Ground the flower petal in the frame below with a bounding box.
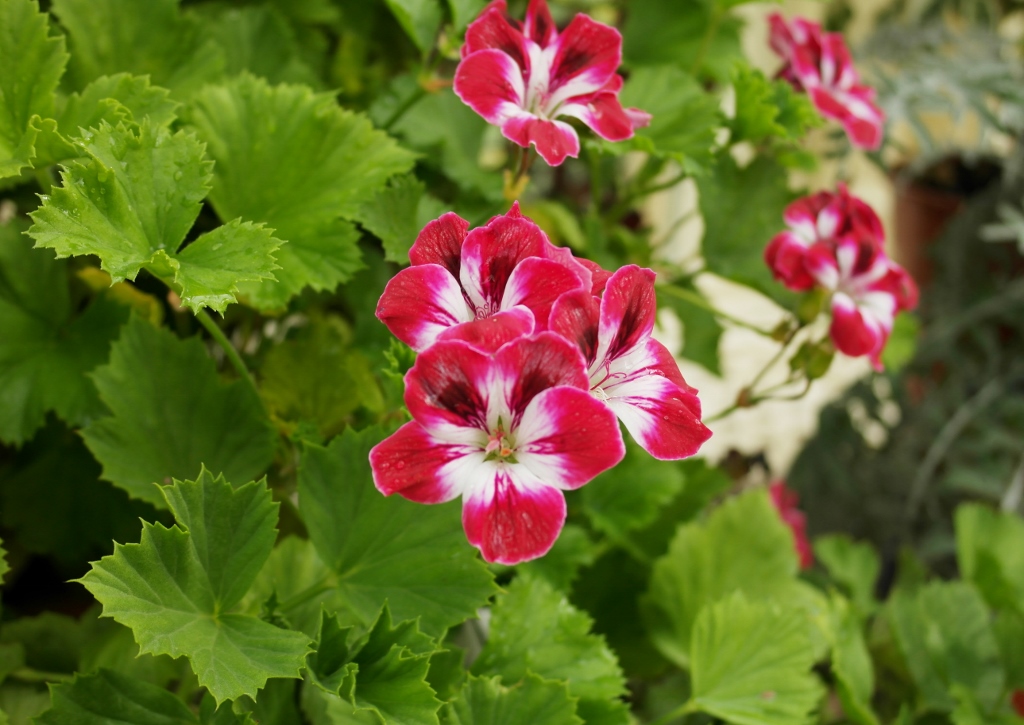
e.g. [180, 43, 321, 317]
[370, 421, 477, 503]
[809, 86, 884, 151]
[597, 264, 657, 362]
[408, 211, 470, 277]
[463, 0, 529, 70]
[547, 13, 623, 106]
[501, 115, 580, 166]
[549, 289, 600, 367]
[765, 230, 816, 291]
[578, 258, 612, 294]
[557, 92, 636, 142]
[602, 341, 711, 460]
[404, 339, 495, 435]
[376, 264, 474, 351]
[515, 386, 625, 489]
[437, 306, 535, 353]
[459, 206, 559, 313]
[502, 256, 588, 331]
[454, 49, 526, 126]
[462, 465, 566, 564]
[829, 291, 890, 364]
[524, 0, 557, 47]
[493, 332, 589, 426]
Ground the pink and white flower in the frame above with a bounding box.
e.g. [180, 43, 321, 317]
[805, 234, 918, 369]
[369, 333, 625, 564]
[766, 184, 885, 290]
[768, 481, 813, 570]
[376, 202, 591, 352]
[549, 265, 711, 460]
[768, 13, 884, 150]
[453, 0, 651, 166]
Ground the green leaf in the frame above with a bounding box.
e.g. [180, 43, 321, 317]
[731, 65, 820, 144]
[0, 538, 7, 584]
[241, 537, 338, 638]
[78, 470, 312, 704]
[199, 5, 320, 88]
[829, 595, 880, 725]
[28, 121, 282, 313]
[51, 0, 225, 97]
[357, 175, 447, 264]
[61, 74, 180, 132]
[442, 675, 582, 725]
[0, 420, 153, 566]
[186, 74, 416, 310]
[888, 581, 1004, 713]
[36, 668, 199, 724]
[880, 313, 919, 372]
[261, 317, 383, 440]
[81, 317, 276, 506]
[386, 81, 502, 201]
[384, 0, 444, 53]
[517, 525, 597, 592]
[582, 439, 684, 541]
[0, 683, 51, 724]
[0, 0, 68, 179]
[699, 154, 796, 303]
[814, 535, 880, 616]
[955, 503, 1024, 614]
[689, 593, 823, 725]
[598, 66, 720, 175]
[644, 489, 801, 667]
[472, 576, 628, 725]
[309, 608, 441, 725]
[298, 428, 497, 636]
[445, 0, 486, 32]
[994, 611, 1024, 689]
[0, 219, 128, 444]
[0, 612, 84, 674]
[622, 2, 743, 82]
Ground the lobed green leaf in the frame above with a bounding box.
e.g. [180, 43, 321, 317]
[81, 318, 276, 506]
[37, 668, 198, 724]
[442, 674, 582, 725]
[78, 470, 311, 704]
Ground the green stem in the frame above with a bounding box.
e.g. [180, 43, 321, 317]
[11, 667, 73, 684]
[647, 699, 697, 725]
[608, 170, 689, 222]
[381, 86, 427, 131]
[656, 283, 774, 336]
[194, 308, 259, 397]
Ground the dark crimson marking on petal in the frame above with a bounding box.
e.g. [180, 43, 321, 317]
[607, 285, 652, 358]
[409, 212, 469, 277]
[499, 334, 587, 423]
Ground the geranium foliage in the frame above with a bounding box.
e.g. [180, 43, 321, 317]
[0, 0, 1020, 724]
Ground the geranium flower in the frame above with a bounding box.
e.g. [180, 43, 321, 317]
[805, 235, 918, 369]
[768, 13, 884, 150]
[376, 202, 591, 352]
[768, 481, 813, 570]
[766, 184, 885, 290]
[453, 0, 651, 166]
[369, 333, 625, 564]
[549, 265, 711, 460]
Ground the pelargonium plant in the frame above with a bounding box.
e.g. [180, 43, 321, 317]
[1, 0, 1019, 724]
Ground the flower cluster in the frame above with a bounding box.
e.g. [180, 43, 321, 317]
[768, 13, 884, 150]
[371, 204, 711, 564]
[768, 481, 813, 570]
[766, 185, 918, 369]
[453, 0, 650, 166]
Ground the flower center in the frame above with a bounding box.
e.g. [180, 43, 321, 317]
[483, 423, 517, 462]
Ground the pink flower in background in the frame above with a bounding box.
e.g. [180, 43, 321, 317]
[550, 265, 711, 460]
[768, 481, 813, 570]
[376, 203, 591, 352]
[805, 235, 917, 370]
[453, 0, 651, 166]
[369, 334, 625, 564]
[766, 184, 885, 290]
[768, 13, 884, 150]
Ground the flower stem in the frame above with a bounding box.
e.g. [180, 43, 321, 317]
[193, 308, 259, 397]
[381, 86, 427, 132]
[655, 283, 774, 336]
